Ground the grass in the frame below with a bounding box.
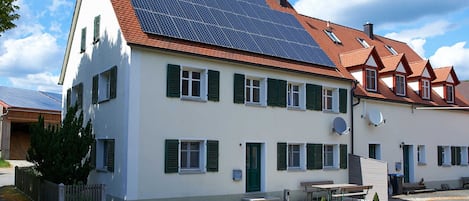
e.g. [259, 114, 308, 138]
[0, 186, 31, 201]
[0, 158, 11, 168]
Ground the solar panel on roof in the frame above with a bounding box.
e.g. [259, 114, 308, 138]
[131, 0, 335, 67]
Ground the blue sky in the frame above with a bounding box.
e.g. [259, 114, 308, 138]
[0, 0, 468, 93]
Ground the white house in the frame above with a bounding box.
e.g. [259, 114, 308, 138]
[59, 0, 357, 201]
[302, 14, 469, 193]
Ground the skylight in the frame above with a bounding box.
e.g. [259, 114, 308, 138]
[324, 30, 342, 44]
[385, 45, 398, 55]
[357, 38, 370, 48]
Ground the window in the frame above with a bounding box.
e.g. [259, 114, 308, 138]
[95, 139, 115, 172]
[417, 145, 426, 165]
[167, 64, 219, 102]
[165, 139, 218, 173]
[323, 88, 339, 112]
[287, 83, 305, 109]
[461, 146, 468, 166]
[357, 38, 370, 48]
[80, 27, 86, 53]
[287, 144, 305, 170]
[181, 69, 204, 99]
[451, 146, 462, 166]
[93, 66, 117, 104]
[324, 144, 338, 168]
[446, 85, 454, 103]
[324, 30, 342, 44]
[395, 74, 406, 96]
[385, 45, 398, 55]
[438, 146, 451, 166]
[66, 83, 83, 110]
[245, 77, 267, 105]
[93, 15, 100, 43]
[365, 69, 377, 91]
[421, 79, 431, 99]
[369, 144, 381, 160]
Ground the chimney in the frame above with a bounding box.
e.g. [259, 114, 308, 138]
[364, 22, 374, 40]
[278, 0, 288, 7]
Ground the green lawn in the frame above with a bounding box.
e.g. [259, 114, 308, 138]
[0, 186, 31, 201]
[0, 158, 10, 168]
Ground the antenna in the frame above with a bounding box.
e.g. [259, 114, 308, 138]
[368, 109, 384, 127]
[332, 117, 350, 135]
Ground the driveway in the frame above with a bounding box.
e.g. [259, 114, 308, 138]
[0, 160, 33, 187]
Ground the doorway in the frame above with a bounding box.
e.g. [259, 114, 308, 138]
[246, 143, 261, 192]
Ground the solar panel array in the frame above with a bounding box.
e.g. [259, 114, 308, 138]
[131, 0, 335, 67]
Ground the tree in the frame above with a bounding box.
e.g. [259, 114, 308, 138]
[27, 105, 95, 185]
[0, 0, 19, 35]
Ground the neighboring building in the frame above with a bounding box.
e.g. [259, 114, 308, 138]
[456, 81, 469, 101]
[0, 86, 61, 160]
[300, 15, 469, 191]
[59, 0, 356, 201]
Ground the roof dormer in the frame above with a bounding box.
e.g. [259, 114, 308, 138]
[408, 60, 436, 100]
[380, 54, 412, 96]
[433, 66, 460, 104]
[340, 47, 384, 92]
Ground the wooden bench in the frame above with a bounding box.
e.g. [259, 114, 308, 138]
[462, 177, 469, 188]
[300, 180, 333, 201]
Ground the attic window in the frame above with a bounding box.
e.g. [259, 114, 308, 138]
[395, 74, 406, 96]
[446, 84, 454, 103]
[421, 79, 431, 100]
[357, 38, 370, 48]
[324, 30, 342, 44]
[385, 45, 398, 55]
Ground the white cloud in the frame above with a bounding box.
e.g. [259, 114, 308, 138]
[0, 33, 60, 75]
[293, 0, 371, 24]
[384, 20, 453, 57]
[10, 72, 61, 93]
[429, 42, 469, 80]
[48, 0, 73, 13]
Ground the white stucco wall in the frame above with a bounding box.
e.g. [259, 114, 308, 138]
[381, 76, 393, 89]
[434, 86, 444, 99]
[408, 81, 419, 94]
[353, 99, 469, 188]
[352, 71, 363, 85]
[131, 48, 352, 200]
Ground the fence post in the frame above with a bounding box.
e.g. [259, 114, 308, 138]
[101, 184, 106, 201]
[14, 166, 18, 187]
[58, 183, 65, 201]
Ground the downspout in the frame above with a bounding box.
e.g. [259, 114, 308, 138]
[351, 80, 360, 155]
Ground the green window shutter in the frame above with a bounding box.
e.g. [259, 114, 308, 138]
[267, 78, 278, 107]
[340, 144, 348, 169]
[451, 147, 456, 165]
[90, 139, 96, 169]
[165, 139, 179, 173]
[306, 84, 322, 111]
[106, 140, 115, 172]
[93, 15, 100, 43]
[208, 70, 220, 102]
[278, 80, 287, 107]
[110, 66, 117, 99]
[66, 88, 71, 109]
[307, 143, 323, 170]
[437, 146, 443, 166]
[166, 64, 181, 98]
[457, 147, 461, 165]
[277, 142, 287, 171]
[81, 27, 86, 53]
[233, 73, 245, 104]
[77, 83, 83, 109]
[339, 88, 347, 113]
[206, 140, 219, 172]
[92, 75, 98, 104]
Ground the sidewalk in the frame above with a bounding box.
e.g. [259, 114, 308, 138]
[0, 160, 33, 187]
[390, 189, 469, 201]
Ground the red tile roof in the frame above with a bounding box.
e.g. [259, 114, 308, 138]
[408, 60, 436, 80]
[110, 0, 353, 81]
[339, 47, 374, 68]
[433, 66, 460, 85]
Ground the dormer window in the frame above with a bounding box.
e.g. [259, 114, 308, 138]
[421, 79, 431, 100]
[385, 45, 398, 55]
[446, 84, 454, 103]
[357, 38, 370, 48]
[324, 30, 342, 44]
[395, 74, 406, 96]
[365, 68, 377, 92]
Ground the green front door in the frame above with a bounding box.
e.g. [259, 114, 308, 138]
[246, 143, 261, 192]
[403, 145, 410, 183]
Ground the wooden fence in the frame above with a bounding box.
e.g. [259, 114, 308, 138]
[15, 167, 105, 201]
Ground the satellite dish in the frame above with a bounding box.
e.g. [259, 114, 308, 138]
[368, 109, 384, 127]
[332, 117, 349, 135]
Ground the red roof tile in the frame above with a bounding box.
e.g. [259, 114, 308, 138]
[408, 60, 436, 80]
[433, 66, 460, 85]
[339, 47, 374, 68]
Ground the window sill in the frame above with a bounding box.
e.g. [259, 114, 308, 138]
[287, 106, 306, 111]
[181, 96, 207, 103]
[323, 110, 339, 114]
[96, 168, 111, 173]
[461, 164, 469, 167]
[245, 102, 266, 108]
[418, 162, 427, 166]
[323, 167, 340, 171]
[441, 164, 452, 167]
[287, 167, 305, 172]
[98, 98, 111, 104]
[179, 169, 205, 174]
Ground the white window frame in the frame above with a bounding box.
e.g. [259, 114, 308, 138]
[357, 38, 370, 48]
[421, 79, 431, 99]
[395, 74, 406, 96]
[446, 84, 454, 103]
[179, 140, 206, 173]
[287, 82, 305, 110]
[324, 30, 342, 44]
[98, 71, 111, 102]
[365, 68, 377, 92]
[324, 144, 339, 169]
[96, 138, 114, 172]
[322, 87, 339, 112]
[181, 67, 207, 101]
[442, 146, 451, 166]
[287, 143, 306, 170]
[461, 146, 468, 166]
[385, 45, 398, 55]
[417, 145, 426, 165]
[245, 76, 266, 106]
